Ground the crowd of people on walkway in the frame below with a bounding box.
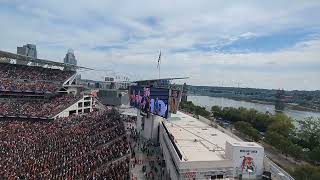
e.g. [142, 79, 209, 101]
[0, 63, 75, 93]
[124, 115, 164, 180]
[0, 109, 130, 179]
[0, 94, 78, 118]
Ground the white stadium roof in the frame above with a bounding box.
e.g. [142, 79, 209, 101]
[164, 111, 242, 162]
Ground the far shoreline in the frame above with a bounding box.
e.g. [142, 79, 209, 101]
[188, 94, 320, 113]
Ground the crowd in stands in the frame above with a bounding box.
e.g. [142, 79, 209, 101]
[0, 94, 79, 118]
[0, 110, 130, 179]
[0, 63, 75, 93]
[0, 79, 59, 93]
[0, 63, 75, 82]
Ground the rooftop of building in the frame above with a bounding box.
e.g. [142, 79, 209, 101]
[163, 111, 251, 162]
[0, 49, 91, 70]
[227, 141, 262, 148]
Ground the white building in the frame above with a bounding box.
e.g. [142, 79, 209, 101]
[158, 111, 264, 180]
[104, 75, 130, 90]
[225, 141, 264, 179]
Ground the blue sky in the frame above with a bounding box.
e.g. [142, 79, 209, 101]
[0, 0, 320, 90]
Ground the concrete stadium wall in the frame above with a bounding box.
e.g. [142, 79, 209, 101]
[54, 95, 93, 118]
[159, 123, 180, 180]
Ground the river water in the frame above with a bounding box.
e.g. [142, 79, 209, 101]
[188, 96, 320, 121]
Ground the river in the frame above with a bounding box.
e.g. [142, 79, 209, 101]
[188, 96, 320, 121]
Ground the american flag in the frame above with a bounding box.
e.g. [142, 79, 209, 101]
[157, 51, 161, 69]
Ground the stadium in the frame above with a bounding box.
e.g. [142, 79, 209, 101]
[0, 49, 291, 180]
[0, 50, 131, 179]
[1, 1, 319, 179]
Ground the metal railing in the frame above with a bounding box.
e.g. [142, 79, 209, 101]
[264, 157, 295, 180]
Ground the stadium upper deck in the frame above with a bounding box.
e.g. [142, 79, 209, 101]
[0, 63, 75, 93]
[0, 50, 81, 94]
[0, 50, 95, 120]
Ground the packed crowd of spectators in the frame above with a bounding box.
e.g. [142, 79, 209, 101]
[0, 79, 60, 93]
[0, 63, 75, 81]
[0, 94, 79, 118]
[0, 110, 130, 179]
[0, 63, 75, 93]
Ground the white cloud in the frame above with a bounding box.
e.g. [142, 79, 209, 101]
[0, 0, 320, 90]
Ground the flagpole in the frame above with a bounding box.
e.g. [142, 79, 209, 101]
[159, 58, 160, 79]
[157, 50, 161, 79]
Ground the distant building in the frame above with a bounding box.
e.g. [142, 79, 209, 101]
[181, 82, 188, 102]
[17, 44, 37, 58]
[104, 76, 130, 90]
[64, 49, 77, 65]
[275, 89, 285, 112]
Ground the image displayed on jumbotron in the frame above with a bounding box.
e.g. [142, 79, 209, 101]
[129, 86, 169, 118]
[169, 90, 181, 114]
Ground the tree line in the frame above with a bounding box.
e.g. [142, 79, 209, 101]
[211, 105, 320, 164]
